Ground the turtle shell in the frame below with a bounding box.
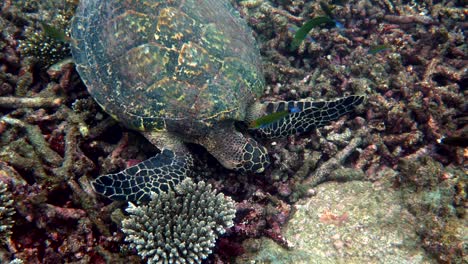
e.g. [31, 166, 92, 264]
[71, 0, 265, 131]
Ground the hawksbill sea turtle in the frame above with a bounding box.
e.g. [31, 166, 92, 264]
[70, 0, 364, 202]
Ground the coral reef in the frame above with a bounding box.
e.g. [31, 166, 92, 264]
[398, 156, 466, 263]
[0, 181, 15, 243]
[0, 0, 465, 262]
[18, 20, 71, 69]
[121, 178, 236, 264]
[234, 0, 466, 261]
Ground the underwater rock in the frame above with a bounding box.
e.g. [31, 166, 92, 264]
[238, 180, 432, 263]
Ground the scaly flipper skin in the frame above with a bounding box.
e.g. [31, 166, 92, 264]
[92, 149, 193, 202]
[250, 95, 365, 138]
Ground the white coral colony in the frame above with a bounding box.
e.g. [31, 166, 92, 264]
[121, 179, 236, 264]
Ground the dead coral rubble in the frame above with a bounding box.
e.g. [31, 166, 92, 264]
[398, 156, 466, 263]
[0, 0, 465, 263]
[237, 0, 466, 262]
[0, 1, 134, 262]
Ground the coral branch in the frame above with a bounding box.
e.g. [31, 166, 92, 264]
[0, 96, 61, 108]
[67, 179, 111, 236]
[304, 127, 368, 186]
[1, 116, 63, 166]
[43, 204, 86, 220]
[383, 15, 434, 25]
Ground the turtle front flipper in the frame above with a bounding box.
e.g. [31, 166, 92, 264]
[248, 95, 365, 138]
[92, 149, 193, 202]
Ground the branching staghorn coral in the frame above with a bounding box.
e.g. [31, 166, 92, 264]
[121, 178, 236, 264]
[0, 181, 15, 242]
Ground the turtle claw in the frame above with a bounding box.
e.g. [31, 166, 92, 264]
[92, 149, 193, 202]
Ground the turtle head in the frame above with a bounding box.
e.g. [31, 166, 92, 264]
[199, 122, 270, 173]
[232, 137, 270, 173]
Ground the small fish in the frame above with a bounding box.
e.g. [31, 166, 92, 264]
[288, 25, 315, 43]
[368, 44, 390, 55]
[319, 0, 345, 30]
[290, 16, 336, 51]
[250, 106, 302, 129]
[48, 57, 74, 72]
[437, 136, 468, 147]
[249, 111, 290, 129]
[40, 22, 73, 44]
